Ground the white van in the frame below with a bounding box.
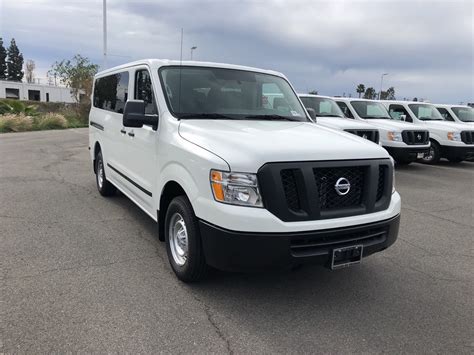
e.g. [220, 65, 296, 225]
[434, 104, 474, 125]
[299, 94, 380, 144]
[334, 98, 430, 165]
[89, 59, 400, 282]
[380, 101, 474, 163]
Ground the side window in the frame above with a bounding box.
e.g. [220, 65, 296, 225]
[337, 102, 354, 118]
[135, 69, 157, 115]
[437, 108, 454, 121]
[93, 72, 129, 113]
[389, 104, 412, 122]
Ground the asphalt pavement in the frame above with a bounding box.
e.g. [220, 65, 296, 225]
[1, 128, 473, 353]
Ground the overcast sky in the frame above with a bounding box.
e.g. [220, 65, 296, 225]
[1, 0, 472, 103]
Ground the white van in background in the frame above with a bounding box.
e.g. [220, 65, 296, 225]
[434, 104, 474, 125]
[89, 59, 401, 282]
[380, 101, 474, 163]
[299, 94, 380, 144]
[334, 98, 430, 165]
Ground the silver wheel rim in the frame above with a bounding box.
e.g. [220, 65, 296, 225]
[422, 147, 435, 162]
[169, 213, 188, 266]
[97, 159, 104, 189]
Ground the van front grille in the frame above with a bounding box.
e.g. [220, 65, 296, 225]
[461, 131, 474, 144]
[402, 130, 429, 145]
[344, 129, 380, 144]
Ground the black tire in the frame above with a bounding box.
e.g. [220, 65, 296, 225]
[420, 141, 440, 164]
[447, 157, 464, 163]
[95, 151, 116, 196]
[165, 196, 207, 282]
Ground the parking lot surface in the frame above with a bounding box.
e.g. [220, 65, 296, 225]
[1, 128, 473, 353]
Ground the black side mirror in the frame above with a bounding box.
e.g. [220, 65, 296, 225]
[306, 108, 317, 121]
[123, 100, 158, 130]
[399, 114, 406, 121]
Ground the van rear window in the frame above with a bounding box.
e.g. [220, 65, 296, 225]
[93, 72, 129, 113]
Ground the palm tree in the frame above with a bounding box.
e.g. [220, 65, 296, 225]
[356, 84, 365, 98]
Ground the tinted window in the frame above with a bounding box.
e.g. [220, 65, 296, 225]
[93, 72, 129, 113]
[389, 104, 412, 122]
[300, 97, 344, 117]
[336, 102, 354, 118]
[436, 107, 454, 121]
[135, 69, 157, 115]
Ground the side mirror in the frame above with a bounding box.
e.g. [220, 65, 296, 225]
[306, 108, 317, 121]
[123, 100, 158, 130]
[399, 114, 406, 121]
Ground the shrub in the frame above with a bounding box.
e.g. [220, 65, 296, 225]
[0, 100, 38, 116]
[0, 113, 33, 132]
[36, 113, 68, 130]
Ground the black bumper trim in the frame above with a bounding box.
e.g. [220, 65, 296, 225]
[199, 214, 400, 271]
[384, 146, 430, 161]
[440, 145, 474, 160]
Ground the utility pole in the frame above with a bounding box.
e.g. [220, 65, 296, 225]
[379, 73, 388, 100]
[103, 0, 108, 69]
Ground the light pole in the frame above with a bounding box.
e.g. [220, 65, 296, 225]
[379, 73, 388, 100]
[190, 46, 197, 60]
[103, 0, 107, 69]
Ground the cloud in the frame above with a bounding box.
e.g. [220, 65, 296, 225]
[1, 0, 472, 103]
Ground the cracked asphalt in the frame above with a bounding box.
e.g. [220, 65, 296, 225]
[1, 128, 473, 353]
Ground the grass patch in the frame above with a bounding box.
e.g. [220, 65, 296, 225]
[0, 114, 34, 132]
[34, 113, 69, 130]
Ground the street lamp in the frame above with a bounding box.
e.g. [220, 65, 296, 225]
[190, 46, 197, 60]
[379, 73, 389, 100]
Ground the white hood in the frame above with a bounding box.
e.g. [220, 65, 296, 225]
[363, 119, 427, 131]
[417, 120, 473, 132]
[178, 120, 389, 172]
[317, 116, 377, 130]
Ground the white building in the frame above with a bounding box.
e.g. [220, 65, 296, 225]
[0, 80, 76, 103]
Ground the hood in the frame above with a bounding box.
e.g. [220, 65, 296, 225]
[178, 120, 389, 172]
[317, 116, 377, 130]
[363, 119, 427, 131]
[417, 120, 473, 131]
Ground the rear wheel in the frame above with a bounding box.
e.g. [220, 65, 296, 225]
[95, 151, 116, 196]
[165, 196, 207, 282]
[420, 141, 440, 164]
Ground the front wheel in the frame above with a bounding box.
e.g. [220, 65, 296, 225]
[165, 196, 207, 282]
[420, 141, 440, 164]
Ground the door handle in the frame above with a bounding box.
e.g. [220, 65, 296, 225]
[120, 129, 126, 134]
[128, 132, 135, 137]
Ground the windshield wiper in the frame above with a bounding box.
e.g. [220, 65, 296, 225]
[178, 113, 238, 120]
[317, 114, 344, 118]
[244, 114, 302, 121]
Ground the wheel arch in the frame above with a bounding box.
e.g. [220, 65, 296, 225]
[93, 141, 101, 173]
[158, 181, 188, 241]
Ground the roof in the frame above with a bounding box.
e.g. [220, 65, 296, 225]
[95, 59, 285, 79]
[298, 94, 334, 100]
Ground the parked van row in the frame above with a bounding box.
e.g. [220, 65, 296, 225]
[298, 95, 474, 164]
[89, 60, 401, 282]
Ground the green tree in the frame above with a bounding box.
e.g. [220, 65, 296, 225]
[380, 87, 396, 100]
[356, 84, 365, 98]
[0, 38, 7, 80]
[6, 38, 24, 82]
[48, 54, 99, 103]
[363, 87, 376, 99]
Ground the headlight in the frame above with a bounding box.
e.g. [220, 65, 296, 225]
[447, 132, 461, 141]
[387, 131, 403, 142]
[389, 157, 396, 194]
[210, 170, 263, 207]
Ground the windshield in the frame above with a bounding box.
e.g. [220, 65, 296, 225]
[451, 107, 474, 122]
[408, 104, 444, 121]
[300, 96, 344, 118]
[350, 101, 391, 119]
[158, 66, 308, 121]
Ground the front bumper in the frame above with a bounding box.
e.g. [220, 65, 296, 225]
[199, 214, 400, 271]
[441, 145, 474, 160]
[384, 146, 430, 162]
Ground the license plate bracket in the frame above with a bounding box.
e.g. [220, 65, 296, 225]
[331, 245, 363, 270]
